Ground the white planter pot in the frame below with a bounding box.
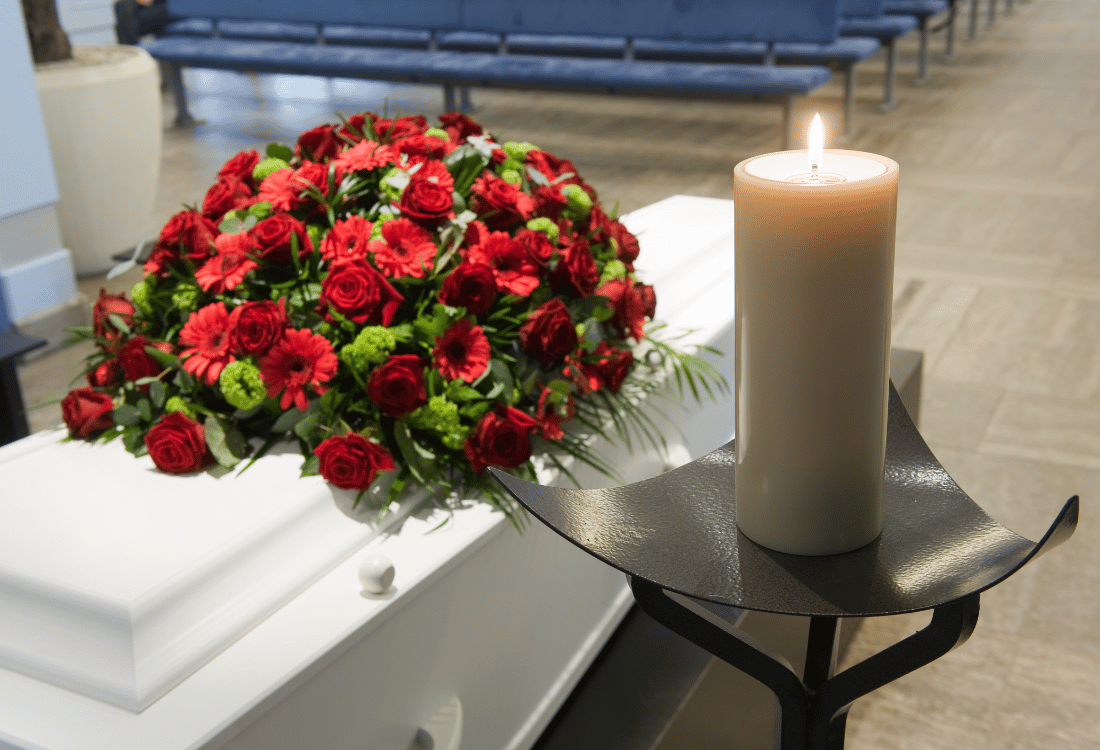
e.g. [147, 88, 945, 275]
[35, 46, 161, 276]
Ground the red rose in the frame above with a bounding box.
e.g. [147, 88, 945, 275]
[158, 209, 218, 262]
[397, 178, 454, 226]
[229, 299, 288, 356]
[144, 411, 211, 474]
[296, 123, 342, 162]
[580, 341, 634, 393]
[319, 259, 404, 325]
[530, 184, 569, 221]
[218, 149, 260, 185]
[606, 219, 641, 264]
[463, 405, 540, 474]
[469, 173, 535, 229]
[61, 387, 114, 437]
[373, 115, 428, 142]
[367, 354, 427, 418]
[119, 335, 167, 383]
[201, 178, 253, 220]
[438, 112, 483, 144]
[552, 239, 599, 298]
[459, 220, 491, 257]
[92, 289, 134, 340]
[438, 262, 497, 315]
[597, 278, 650, 341]
[395, 134, 455, 165]
[314, 432, 396, 491]
[525, 150, 595, 197]
[515, 228, 554, 266]
[519, 298, 578, 365]
[252, 214, 312, 266]
[86, 358, 123, 387]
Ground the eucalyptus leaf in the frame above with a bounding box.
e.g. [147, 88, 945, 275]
[525, 165, 550, 186]
[122, 430, 147, 456]
[300, 453, 320, 477]
[293, 409, 322, 441]
[393, 421, 434, 483]
[137, 398, 152, 422]
[108, 313, 132, 336]
[272, 408, 305, 433]
[146, 346, 182, 369]
[113, 404, 141, 426]
[204, 417, 241, 469]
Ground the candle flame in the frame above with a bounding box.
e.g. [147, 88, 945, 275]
[808, 114, 824, 172]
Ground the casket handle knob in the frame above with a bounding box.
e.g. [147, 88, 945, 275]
[412, 694, 463, 750]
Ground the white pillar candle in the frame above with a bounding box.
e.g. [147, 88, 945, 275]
[733, 125, 899, 556]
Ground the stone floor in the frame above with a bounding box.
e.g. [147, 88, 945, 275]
[16, 0, 1099, 747]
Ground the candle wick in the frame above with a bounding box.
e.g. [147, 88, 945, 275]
[811, 163, 819, 180]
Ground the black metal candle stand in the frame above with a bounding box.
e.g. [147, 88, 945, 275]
[491, 384, 1078, 750]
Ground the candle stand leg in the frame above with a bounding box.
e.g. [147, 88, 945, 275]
[630, 577, 981, 750]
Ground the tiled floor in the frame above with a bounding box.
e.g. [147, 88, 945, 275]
[17, 0, 1099, 747]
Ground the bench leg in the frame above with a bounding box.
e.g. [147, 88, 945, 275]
[443, 84, 456, 113]
[844, 64, 856, 137]
[988, 0, 997, 26]
[969, 0, 979, 39]
[916, 18, 930, 85]
[163, 63, 198, 128]
[459, 86, 473, 113]
[781, 97, 793, 151]
[944, 0, 957, 58]
[879, 40, 898, 111]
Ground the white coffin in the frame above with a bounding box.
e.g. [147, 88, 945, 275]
[0, 195, 742, 750]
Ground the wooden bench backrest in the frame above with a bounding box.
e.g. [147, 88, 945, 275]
[165, 0, 464, 28]
[464, 0, 842, 43]
[166, 0, 842, 42]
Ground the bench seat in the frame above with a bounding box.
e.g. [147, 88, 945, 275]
[322, 24, 435, 48]
[840, 13, 919, 108]
[144, 37, 830, 95]
[164, 18, 214, 37]
[438, 30, 628, 58]
[216, 19, 320, 43]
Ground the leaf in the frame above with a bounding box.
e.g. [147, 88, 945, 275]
[137, 398, 152, 422]
[272, 407, 308, 432]
[219, 215, 243, 234]
[106, 258, 136, 280]
[267, 143, 294, 162]
[393, 421, 434, 484]
[145, 346, 182, 370]
[113, 404, 141, 426]
[300, 453, 320, 477]
[108, 313, 132, 336]
[204, 416, 244, 469]
[293, 409, 322, 441]
[525, 165, 550, 186]
[122, 430, 148, 456]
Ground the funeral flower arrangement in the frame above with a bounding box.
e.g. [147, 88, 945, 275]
[60, 111, 718, 520]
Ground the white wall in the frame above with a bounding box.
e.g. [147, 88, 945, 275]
[56, 0, 118, 45]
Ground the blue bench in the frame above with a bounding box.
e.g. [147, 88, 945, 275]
[145, 0, 841, 149]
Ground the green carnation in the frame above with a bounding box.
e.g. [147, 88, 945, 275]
[171, 287, 200, 314]
[253, 157, 289, 182]
[131, 280, 153, 316]
[598, 259, 627, 286]
[500, 169, 522, 186]
[408, 396, 469, 450]
[341, 326, 398, 372]
[561, 184, 592, 220]
[525, 217, 559, 244]
[219, 361, 266, 410]
[165, 396, 196, 418]
[425, 127, 450, 140]
[503, 141, 537, 160]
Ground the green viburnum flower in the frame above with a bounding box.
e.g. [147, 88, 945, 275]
[370, 212, 396, 240]
[598, 259, 627, 286]
[503, 141, 537, 160]
[171, 287, 200, 314]
[408, 396, 469, 450]
[164, 396, 196, 418]
[498, 157, 525, 174]
[425, 127, 449, 140]
[525, 217, 559, 244]
[500, 169, 522, 186]
[561, 184, 592, 220]
[341, 326, 398, 372]
[219, 361, 266, 410]
[130, 280, 153, 316]
[253, 157, 289, 182]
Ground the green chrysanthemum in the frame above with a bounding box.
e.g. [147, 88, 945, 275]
[500, 169, 522, 186]
[408, 396, 469, 450]
[171, 287, 200, 314]
[525, 217, 559, 244]
[165, 396, 196, 418]
[219, 361, 266, 410]
[370, 212, 396, 240]
[341, 326, 399, 372]
[253, 157, 289, 182]
[561, 184, 592, 220]
[425, 127, 449, 140]
[503, 141, 537, 160]
[598, 259, 628, 286]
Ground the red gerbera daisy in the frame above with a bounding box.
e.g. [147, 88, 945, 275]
[466, 231, 541, 296]
[432, 318, 491, 383]
[333, 140, 396, 173]
[319, 215, 373, 262]
[260, 329, 339, 411]
[373, 217, 438, 278]
[179, 302, 235, 386]
[195, 233, 259, 293]
[257, 168, 305, 212]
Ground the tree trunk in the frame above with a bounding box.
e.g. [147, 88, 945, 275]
[21, 0, 73, 64]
